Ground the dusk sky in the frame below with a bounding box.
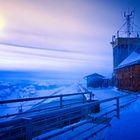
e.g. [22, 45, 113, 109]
[0, 0, 140, 79]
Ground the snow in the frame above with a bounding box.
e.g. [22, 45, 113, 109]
[0, 79, 76, 100]
[0, 79, 79, 121]
[117, 51, 140, 69]
[88, 88, 126, 100]
[34, 120, 107, 140]
[90, 88, 140, 140]
[33, 88, 137, 140]
[85, 73, 105, 79]
[32, 88, 140, 140]
[103, 97, 140, 140]
[1, 80, 140, 140]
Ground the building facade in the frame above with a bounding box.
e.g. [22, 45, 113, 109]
[111, 11, 140, 92]
[85, 73, 111, 88]
[114, 45, 140, 92]
[115, 64, 140, 92]
[111, 38, 140, 69]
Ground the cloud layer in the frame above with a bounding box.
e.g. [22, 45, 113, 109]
[0, 0, 139, 78]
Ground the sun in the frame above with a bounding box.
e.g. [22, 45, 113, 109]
[0, 16, 6, 37]
[0, 16, 5, 31]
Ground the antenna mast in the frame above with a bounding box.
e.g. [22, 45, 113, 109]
[124, 10, 134, 37]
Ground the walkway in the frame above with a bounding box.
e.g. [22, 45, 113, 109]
[103, 97, 140, 140]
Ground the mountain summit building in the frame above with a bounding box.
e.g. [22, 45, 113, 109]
[111, 38, 140, 69]
[111, 11, 140, 92]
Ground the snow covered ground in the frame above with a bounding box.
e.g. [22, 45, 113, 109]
[0, 79, 77, 100]
[86, 88, 140, 140]
[88, 88, 126, 100]
[32, 88, 140, 140]
[103, 96, 140, 140]
[0, 79, 80, 121]
[0, 80, 130, 122]
[1, 80, 140, 140]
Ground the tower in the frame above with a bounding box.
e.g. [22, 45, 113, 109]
[111, 10, 140, 70]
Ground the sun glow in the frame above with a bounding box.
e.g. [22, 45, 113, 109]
[0, 16, 6, 36]
[0, 16, 5, 29]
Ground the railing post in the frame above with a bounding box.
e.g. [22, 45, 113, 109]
[60, 95, 63, 108]
[23, 118, 32, 140]
[83, 93, 85, 103]
[117, 31, 119, 38]
[89, 92, 92, 101]
[116, 97, 120, 119]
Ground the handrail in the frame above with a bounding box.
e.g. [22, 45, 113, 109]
[0, 95, 120, 123]
[0, 93, 137, 140]
[0, 92, 92, 104]
[28, 96, 117, 121]
[0, 91, 93, 119]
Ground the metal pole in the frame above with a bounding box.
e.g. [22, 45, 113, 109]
[23, 118, 32, 140]
[89, 92, 92, 101]
[83, 93, 85, 103]
[60, 95, 63, 108]
[126, 15, 131, 37]
[116, 97, 120, 119]
[124, 11, 133, 38]
[117, 31, 119, 38]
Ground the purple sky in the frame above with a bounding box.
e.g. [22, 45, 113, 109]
[0, 0, 140, 79]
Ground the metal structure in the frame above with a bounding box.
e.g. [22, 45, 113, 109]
[116, 10, 139, 38]
[111, 10, 140, 69]
[124, 11, 133, 38]
[0, 92, 92, 120]
[0, 93, 137, 140]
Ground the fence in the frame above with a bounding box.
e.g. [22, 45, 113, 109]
[0, 93, 137, 140]
[0, 91, 92, 120]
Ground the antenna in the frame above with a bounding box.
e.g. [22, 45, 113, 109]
[124, 10, 134, 37]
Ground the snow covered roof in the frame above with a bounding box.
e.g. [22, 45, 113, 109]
[116, 46, 140, 69]
[84, 73, 105, 79]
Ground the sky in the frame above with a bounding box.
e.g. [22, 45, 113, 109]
[0, 0, 140, 80]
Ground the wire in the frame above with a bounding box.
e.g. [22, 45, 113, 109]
[118, 21, 127, 32]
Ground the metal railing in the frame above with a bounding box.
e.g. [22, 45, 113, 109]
[0, 93, 137, 140]
[117, 31, 140, 38]
[0, 92, 92, 120]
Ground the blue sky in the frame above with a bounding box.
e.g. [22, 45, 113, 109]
[0, 0, 140, 79]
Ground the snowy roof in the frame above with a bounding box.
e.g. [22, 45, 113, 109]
[84, 73, 105, 79]
[116, 46, 140, 69]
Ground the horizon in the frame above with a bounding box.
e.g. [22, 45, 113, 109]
[0, 0, 140, 80]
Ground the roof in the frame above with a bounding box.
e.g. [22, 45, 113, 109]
[84, 73, 105, 79]
[116, 46, 140, 69]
